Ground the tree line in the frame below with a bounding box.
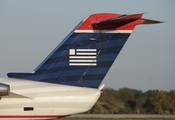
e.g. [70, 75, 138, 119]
[86, 88, 175, 114]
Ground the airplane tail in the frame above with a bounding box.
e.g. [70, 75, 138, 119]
[7, 13, 162, 88]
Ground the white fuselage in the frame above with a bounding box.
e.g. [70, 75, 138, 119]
[0, 78, 101, 119]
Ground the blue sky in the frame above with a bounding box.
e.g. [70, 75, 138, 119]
[0, 0, 174, 91]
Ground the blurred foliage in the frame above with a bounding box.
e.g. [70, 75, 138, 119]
[85, 88, 175, 114]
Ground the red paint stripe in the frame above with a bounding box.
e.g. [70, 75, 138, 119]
[76, 13, 144, 31]
[0, 115, 67, 119]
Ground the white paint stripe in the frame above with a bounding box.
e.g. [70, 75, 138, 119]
[76, 53, 96, 55]
[76, 49, 96, 52]
[69, 60, 96, 62]
[74, 30, 132, 33]
[69, 56, 96, 59]
[69, 49, 75, 55]
[69, 63, 97, 66]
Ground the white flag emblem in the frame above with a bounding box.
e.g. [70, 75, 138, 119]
[69, 49, 97, 66]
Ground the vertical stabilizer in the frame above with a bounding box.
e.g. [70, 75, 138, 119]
[7, 13, 162, 88]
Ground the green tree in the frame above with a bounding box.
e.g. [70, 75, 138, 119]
[168, 90, 175, 114]
[143, 90, 171, 114]
[86, 88, 174, 114]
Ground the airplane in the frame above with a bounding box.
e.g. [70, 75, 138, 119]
[0, 13, 162, 119]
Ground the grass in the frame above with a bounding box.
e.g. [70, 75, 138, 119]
[61, 117, 175, 120]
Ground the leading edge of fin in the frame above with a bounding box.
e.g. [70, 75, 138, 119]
[7, 13, 162, 88]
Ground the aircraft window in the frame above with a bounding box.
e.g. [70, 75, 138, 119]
[24, 107, 34, 111]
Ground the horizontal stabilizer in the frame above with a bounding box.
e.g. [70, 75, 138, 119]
[93, 13, 163, 26]
[2, 92, 30, 98]
[93, 13, 144, 25]
[142, 18, 164, 24]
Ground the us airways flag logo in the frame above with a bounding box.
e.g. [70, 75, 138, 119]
[69, 49, 97, 66]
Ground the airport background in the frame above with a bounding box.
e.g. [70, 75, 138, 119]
[86, 88, 175, 114]
[0, 1, 175, 119]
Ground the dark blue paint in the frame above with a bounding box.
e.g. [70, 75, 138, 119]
[8, 30, 131, 88]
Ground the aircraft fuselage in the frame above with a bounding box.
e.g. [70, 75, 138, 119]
[0, 78, 101, 119]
